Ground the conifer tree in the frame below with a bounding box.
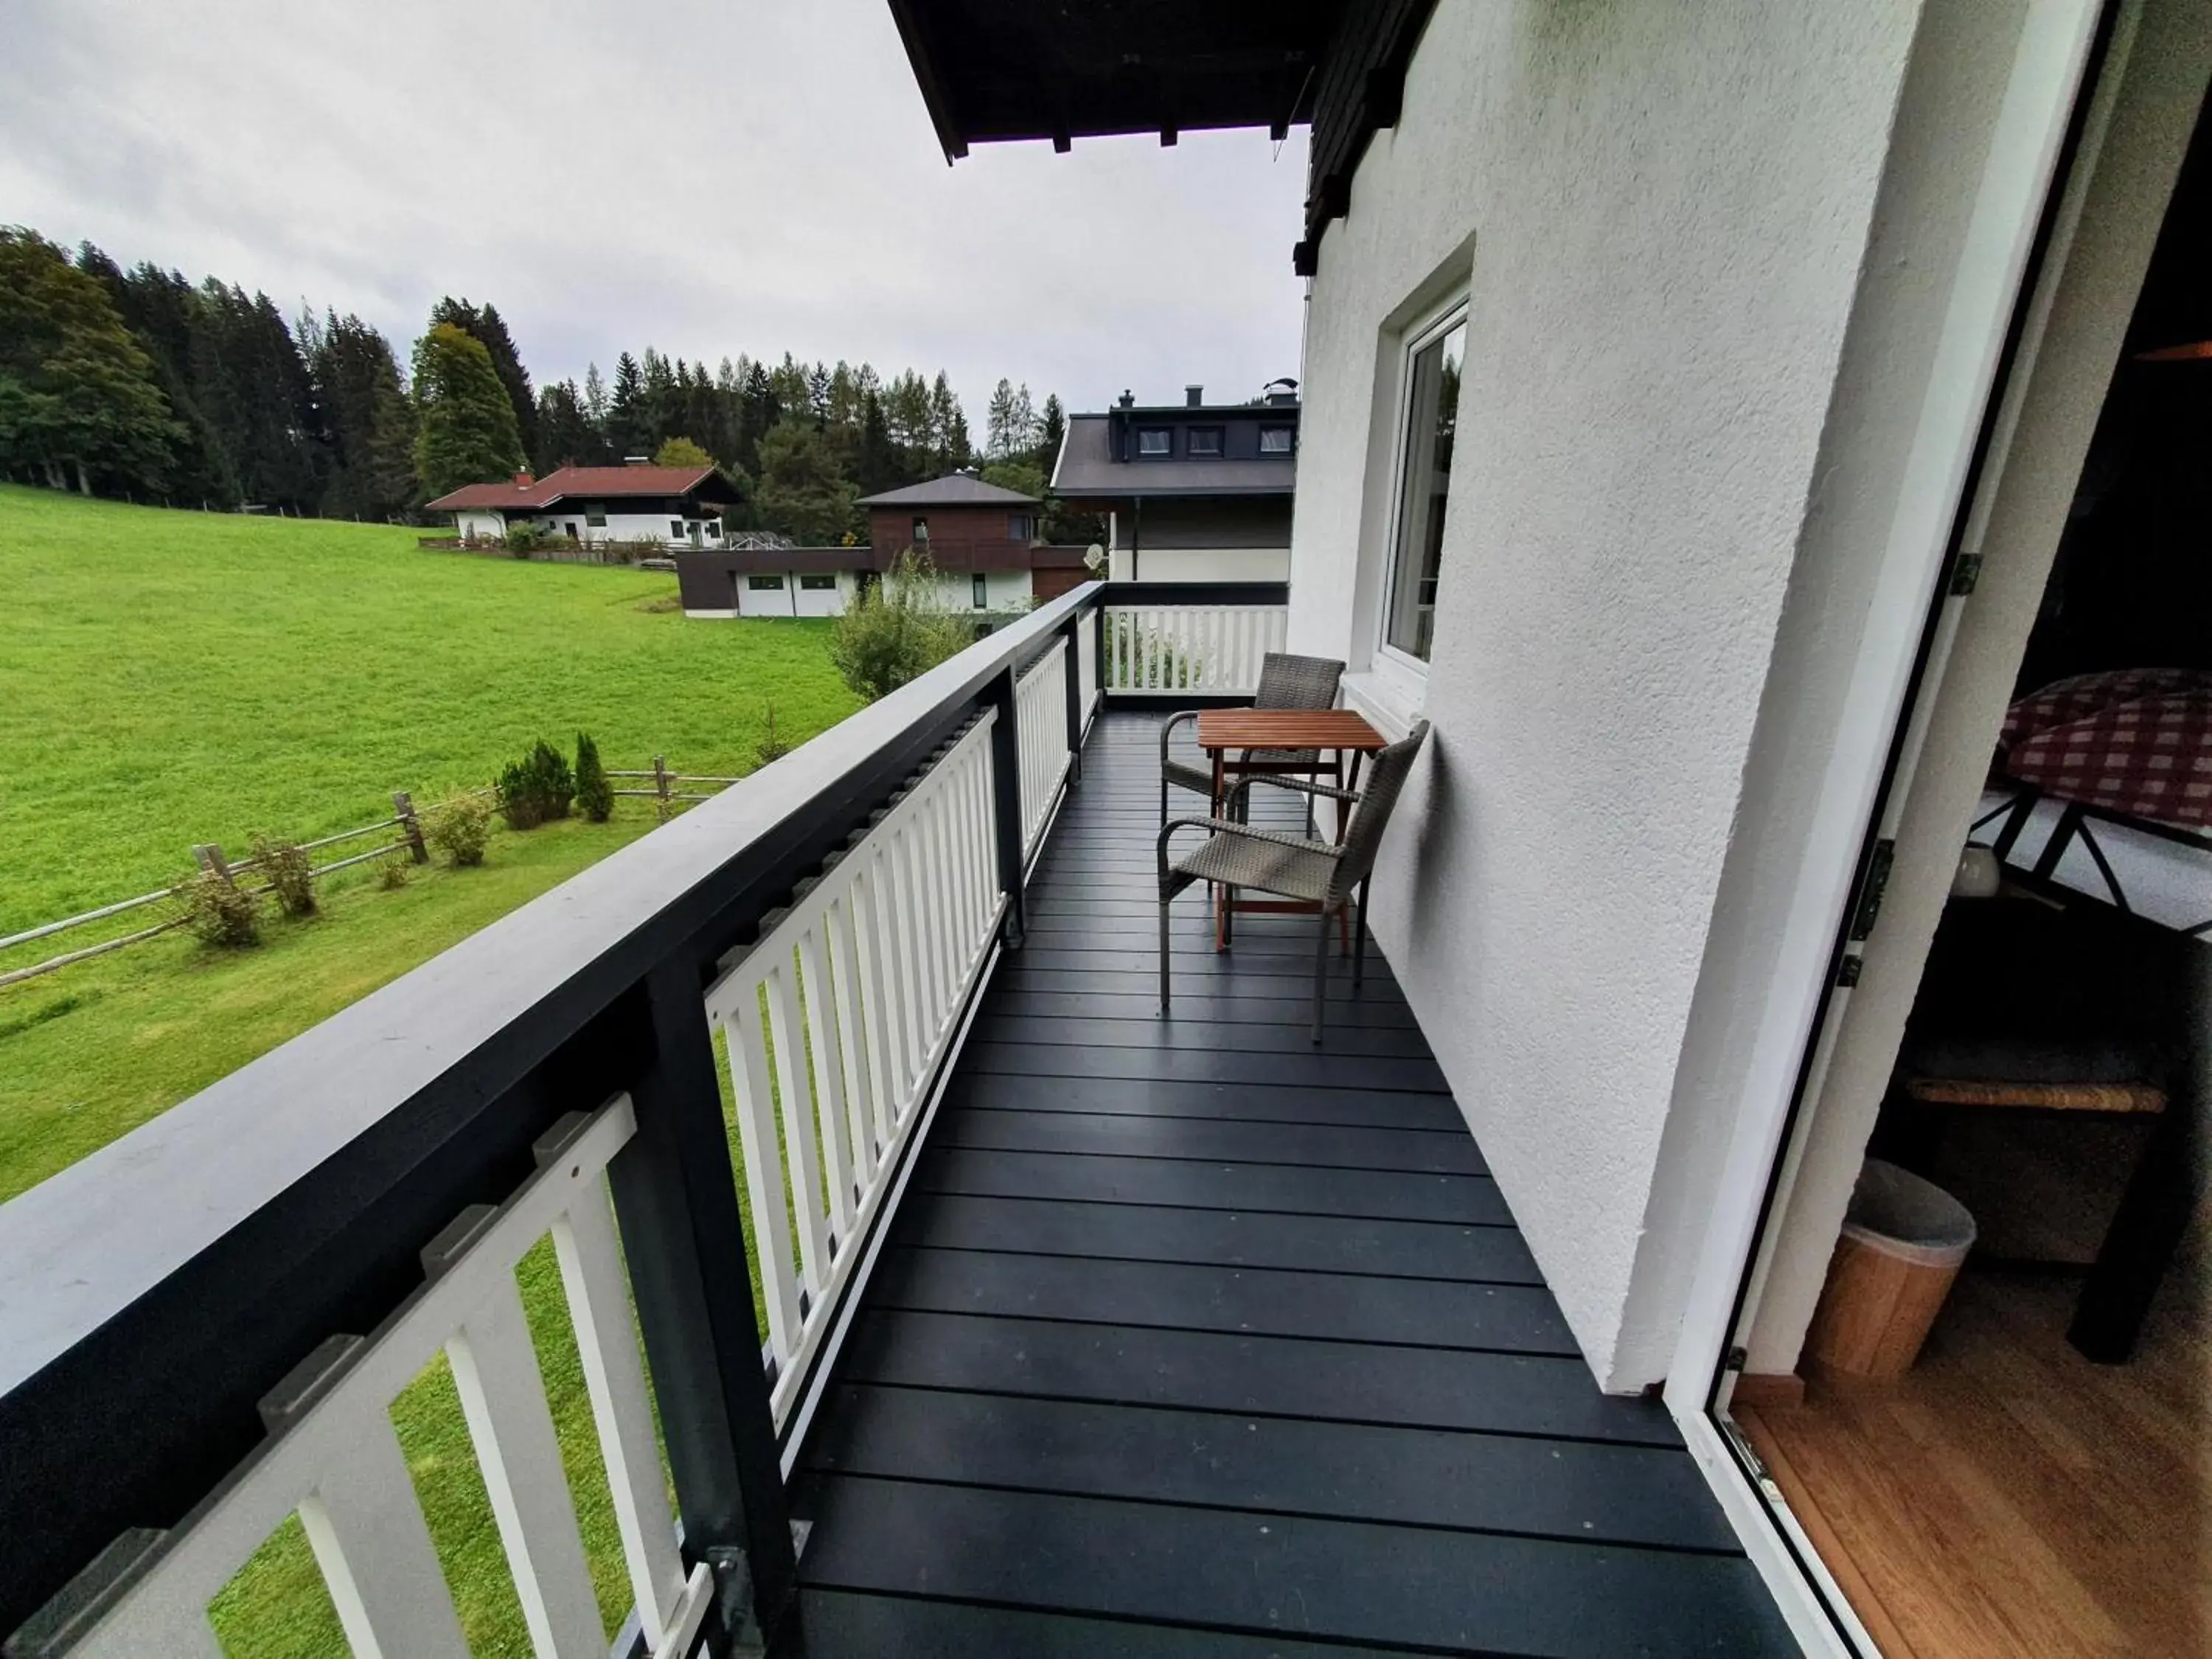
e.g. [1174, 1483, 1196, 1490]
[411, 322, 522, 496]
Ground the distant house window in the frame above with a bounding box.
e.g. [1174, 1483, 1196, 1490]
[670, 519, 685, 538]
[748, 575, 785, 590]
[1136, 428, 1172, 456]
[585, 507, 606, 528]
[1187, 427, 1224, 457]
[972, 574, 988, 608]
[1008, 513, 1033, 541]
[799, 574, 838, 591]
[1382, 303, 1467, 664]
[563, 521, 579, 539]
[1259, 426, 1294, 454]
[912, 516, 930, 543]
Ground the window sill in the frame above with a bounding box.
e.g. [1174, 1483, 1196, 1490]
[1340, 669, 1422, 740]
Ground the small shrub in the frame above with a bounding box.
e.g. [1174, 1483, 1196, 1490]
[504, 521, 546, 557]
[830, 552, 972, 703]
[574, 731, 613, 823]
[251, 834, 316, 918]
[175, 869, 260, 947]
[426, 790, 492, 867]
[495, 739, 576, 830]
[378, 855, 410, 890]
[753, 704, 793, 769]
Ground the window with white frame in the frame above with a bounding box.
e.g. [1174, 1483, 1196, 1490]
[972, 573, 988, 608]
[1259, 425, 1294, 454]
[748, 575, 785, 590]
[799, 574, 838, 591]
[1187, 426, 1224, 457]
[1136, 428, 1172, 456]
[1382, 304, 1467, 664]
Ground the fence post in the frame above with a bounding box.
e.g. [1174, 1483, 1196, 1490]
[194, 843, 234, 885]
[986, 665, 1028, 949]
[654, 756, 672, 807]
[391, 791, 429, 864]
[1060, 611, 1085, 785]
[608, 959, 796, 1654]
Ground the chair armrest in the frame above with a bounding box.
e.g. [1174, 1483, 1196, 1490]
[1159, 709, 1202, 761]
[1157, 815, 1335, 880]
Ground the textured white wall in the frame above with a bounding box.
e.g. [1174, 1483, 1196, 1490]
[1110, 546, 1290, 582]
[1287, 0, 1921, 1385]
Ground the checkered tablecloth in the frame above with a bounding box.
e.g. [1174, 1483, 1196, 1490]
[2005, 687, 2212, 828]
[1999, 667, 2212, 751]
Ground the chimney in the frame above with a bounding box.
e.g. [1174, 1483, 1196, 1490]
[624, 453, 650, 467]
[1185, 385, 1203, 407]
[1117, 389, 1135, 408]
[512, 470, 533, 487]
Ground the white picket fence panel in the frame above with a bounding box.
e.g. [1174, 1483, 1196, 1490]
[703, 712, 1004, 1427]
[56, 1096, 712, 1659]
[1102, 605, 1288, 695]
[1015, 639, 1073, 860]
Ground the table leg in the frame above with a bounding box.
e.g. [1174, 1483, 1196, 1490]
[1212, 749, 1228, 950]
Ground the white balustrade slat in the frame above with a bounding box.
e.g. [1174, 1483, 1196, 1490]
[802, 922, 862, 1227]
[763, 961, 831, 1300]
[1100, 605, 1289, 696]
[852, 860, 900, 1151]
[296, 1418, 473, 1659]
[63, 1103, 661, 1659]
[445, 1275, 606, 1659]
[723, 982, 803, 1357]
[548, 1180, 689, 1651]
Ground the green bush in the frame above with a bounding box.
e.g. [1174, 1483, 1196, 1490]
[251, 834, 316, 918]
[496, 739, 576, 830]
[377, 855, 410, 890]
[175, 869, 260, 947]
[504, 521, 545, 557]
[753, 704, 792, 769]
[425, 790, 492, 867]
[574, 731, 612, 823]
[830, 552, 971, 703]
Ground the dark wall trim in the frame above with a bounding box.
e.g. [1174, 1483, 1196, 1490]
[1298, 0, 1442, 271]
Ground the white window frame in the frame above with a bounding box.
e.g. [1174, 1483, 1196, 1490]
[1370, 291, 1468, 714]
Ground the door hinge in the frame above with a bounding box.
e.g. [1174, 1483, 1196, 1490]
[1836, 953, 1865, 987]
[1848, 840, 1896, 942]
[1719, 1416, 1774, 1486]
[1949, 552, 1984, 596]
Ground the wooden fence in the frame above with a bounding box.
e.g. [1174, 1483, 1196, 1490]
[2, 762, 749, 994]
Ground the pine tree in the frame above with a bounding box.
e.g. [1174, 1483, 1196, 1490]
[74, 246, 232, 503]
[1036, 393, 1066, 469]
[430, 297, 535, 462]
[535, 379, 599, 470]
[985, 378, 1016, 460]
[1009, 383, 1037, 456]
[307, 310, 415, 518]
[608, 352, 647, 457]
[582, 362, 609, 430]
[411, 322, 523, 497]
[757, 418, 857, 545]
[736, 361, 779, 476]
[855, 387, 900, 495]
[929, 372, 970, 472]
[0, 229, 178, 493]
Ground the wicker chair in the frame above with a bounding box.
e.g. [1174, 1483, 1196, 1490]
[1158, 651, 1346, 827]
[1159, 721, 1430, 1041]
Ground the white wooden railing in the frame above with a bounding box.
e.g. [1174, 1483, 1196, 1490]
[1015, 639, 1073, 860]
[705, 713, 1006, 1430]
[1103, 603, 1289, 695]
[50, 1096, 711, 1659]
[1077, 605, 1100, 724]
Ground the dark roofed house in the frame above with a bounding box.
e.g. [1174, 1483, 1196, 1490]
[426, 462, 742, 549]
[857, 473, 1047, 612]
[1051, 382, 1298, 581]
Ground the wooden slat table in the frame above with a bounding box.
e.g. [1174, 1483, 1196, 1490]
[1194, 709, 1388, 948]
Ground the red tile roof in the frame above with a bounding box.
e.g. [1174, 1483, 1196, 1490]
[426, 465, 732, 511]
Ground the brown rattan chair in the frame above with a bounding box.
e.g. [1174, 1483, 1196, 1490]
[1158, 651, 1346, 827]
[1158, 721, 1430, 1041]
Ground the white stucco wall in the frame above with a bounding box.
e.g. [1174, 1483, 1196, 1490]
[454, 509, 723, 549]
[1286, 0, 1925, 1386]
[1107, 545, 1290, 582]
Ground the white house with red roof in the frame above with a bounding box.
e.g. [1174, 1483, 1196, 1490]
[425, 460, 743, 549]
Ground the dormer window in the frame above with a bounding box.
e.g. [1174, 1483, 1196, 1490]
[1187, 427, 1224, 457]
[1136, 428, 1172, 456]
[1259, 426, 1294, 454]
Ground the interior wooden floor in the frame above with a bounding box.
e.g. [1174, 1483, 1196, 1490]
[787, 714, 1793, 1656]
[1736, 1259, 2209, 1657]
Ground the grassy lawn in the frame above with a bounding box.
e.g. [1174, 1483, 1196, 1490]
[0, 485, 853, 1654]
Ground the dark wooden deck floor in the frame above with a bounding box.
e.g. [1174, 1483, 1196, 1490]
[790, 714, 1792, 1656]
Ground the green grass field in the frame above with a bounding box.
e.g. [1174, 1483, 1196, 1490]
[0, 485, 854, 1655]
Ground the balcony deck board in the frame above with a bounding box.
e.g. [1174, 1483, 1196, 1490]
[789, 714, 1789, 1655]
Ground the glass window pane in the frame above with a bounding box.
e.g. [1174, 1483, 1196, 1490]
[1385, 319, 1464, 661]
[1137, 428, 1172, 456]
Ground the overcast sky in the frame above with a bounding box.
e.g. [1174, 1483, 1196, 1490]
[2, 0, 1311, 421]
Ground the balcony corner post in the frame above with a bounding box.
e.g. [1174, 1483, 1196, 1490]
[1060, 609, 1085, 785]
[986, 664, 1028, 949]
[606, 956, 798, 1654]
[1093, 599, 1110, 712]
